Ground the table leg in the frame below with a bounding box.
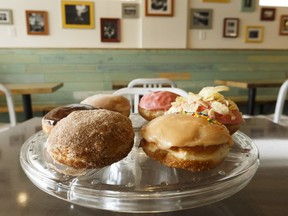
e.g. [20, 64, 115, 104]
[247, 88, 256, 115]
[22, 94, 33, 120]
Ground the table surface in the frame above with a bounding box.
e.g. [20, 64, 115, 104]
[215, 79, 285, 89]
[0, 116, 288, 216]
[3, 82, 63, 94]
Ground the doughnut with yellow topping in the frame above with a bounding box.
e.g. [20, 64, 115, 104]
[167, 86, 243, 134]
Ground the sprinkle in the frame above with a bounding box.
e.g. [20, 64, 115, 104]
[182, 112, 223, 125]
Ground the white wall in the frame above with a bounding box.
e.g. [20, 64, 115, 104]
[0, 0, 287, 49]
[188, 0, 288, 49]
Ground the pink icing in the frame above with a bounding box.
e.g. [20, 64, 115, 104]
[139, 91, 179, 111]
[214, 110, 243, 124]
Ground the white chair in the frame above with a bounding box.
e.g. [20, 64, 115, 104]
[113, 87, 188, 113]
[0, 84, 17, 132]
[273, 80, 288, 124]
[127, 78, 177, 88]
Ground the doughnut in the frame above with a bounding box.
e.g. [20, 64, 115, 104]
[41, 103, 97, 135]
[140, 113, 233, 172]
[138, 91, 180, 121]
[80, 94, 131, 117]
[47, 109, 135, 170]
[167, 86, 243, 134]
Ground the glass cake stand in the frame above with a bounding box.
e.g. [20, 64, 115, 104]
[20, 115, 259, 213]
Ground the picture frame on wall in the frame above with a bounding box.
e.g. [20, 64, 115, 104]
[100, 18, 121, 42]
[61, 1, 94, 29]
[279, 15, 288, 35]
[25, 10, 49, 35]
[241, 0, 256, 12]
[0, 9, 13, 25]
[260, 8, 276, 21]
[190, 9, 213, 29]
[223, 18, 239, 38]
[245, 26, 264, 43]
[145, 0, 174, 17]
[122, 3, 139, 18]
[202, 0, 230, 2]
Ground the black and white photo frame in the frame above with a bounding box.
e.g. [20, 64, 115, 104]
[190, 9, 213, 29]
[0, 9, 13, 24]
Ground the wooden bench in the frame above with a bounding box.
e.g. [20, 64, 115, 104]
[227, 95, 279, 103]
[0, 104, 61, 115]
[225, 95, 288, 114]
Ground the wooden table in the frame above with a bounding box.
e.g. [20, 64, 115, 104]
[215, 79, 284, 115]
[3, 82, 63, 120]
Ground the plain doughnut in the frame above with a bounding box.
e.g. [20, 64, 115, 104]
[81, 94, 131, 117]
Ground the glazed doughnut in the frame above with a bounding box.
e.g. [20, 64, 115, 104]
[167, 86, 243, 134]
[140, 113, 233, 172]
[80, 94, 131, 117]
[138, 91, 180, 121]
[41, 104, 96, 135]
[47, 109, 135, 170]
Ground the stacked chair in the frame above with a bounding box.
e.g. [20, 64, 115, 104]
[0, 83, 17, 132]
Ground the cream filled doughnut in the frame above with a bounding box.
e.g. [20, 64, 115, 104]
[167, 86, 243, 134]
[41, 104, 97, 135]
[47, 109, 135, 170]
[138, 91, 179, 121]
[140, 113, 233, 172]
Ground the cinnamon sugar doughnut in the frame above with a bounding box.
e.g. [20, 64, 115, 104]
[47, 109, 134, 169]
[140, 113, 233, 172]
[138, 91, 179, 121]
[42, 104, 97, 135]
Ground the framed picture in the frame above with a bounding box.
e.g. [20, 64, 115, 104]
[245, 26, 264, 43]
[25, 10, 49, 35]
[100, 18, 121, 42]
[260, 8, 276, 21]
[145, 0, 174, 17]
[0, 9, 13, 25]
[241, 0, 256, 12]
[61, 1, 94, 29]
[279, 15, 288, 35]
[190, 9, 213, 29]
[122, 3, 139, 18]
[202, 0, 230, 2]
[223, 18, 239, 38]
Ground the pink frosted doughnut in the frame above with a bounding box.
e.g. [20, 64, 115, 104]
[138, 91, 179, 121]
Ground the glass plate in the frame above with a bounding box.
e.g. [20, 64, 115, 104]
[20, 115, 259, 213]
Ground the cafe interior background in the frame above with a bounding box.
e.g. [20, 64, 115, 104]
[0, 0, 288, 122]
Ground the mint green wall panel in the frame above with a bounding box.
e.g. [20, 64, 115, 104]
[0, 48, 287, 120]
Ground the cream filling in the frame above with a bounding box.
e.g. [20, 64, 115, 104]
[146, 143, 230, 162]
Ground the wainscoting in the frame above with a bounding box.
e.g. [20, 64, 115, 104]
[1, 48, 287, 121]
